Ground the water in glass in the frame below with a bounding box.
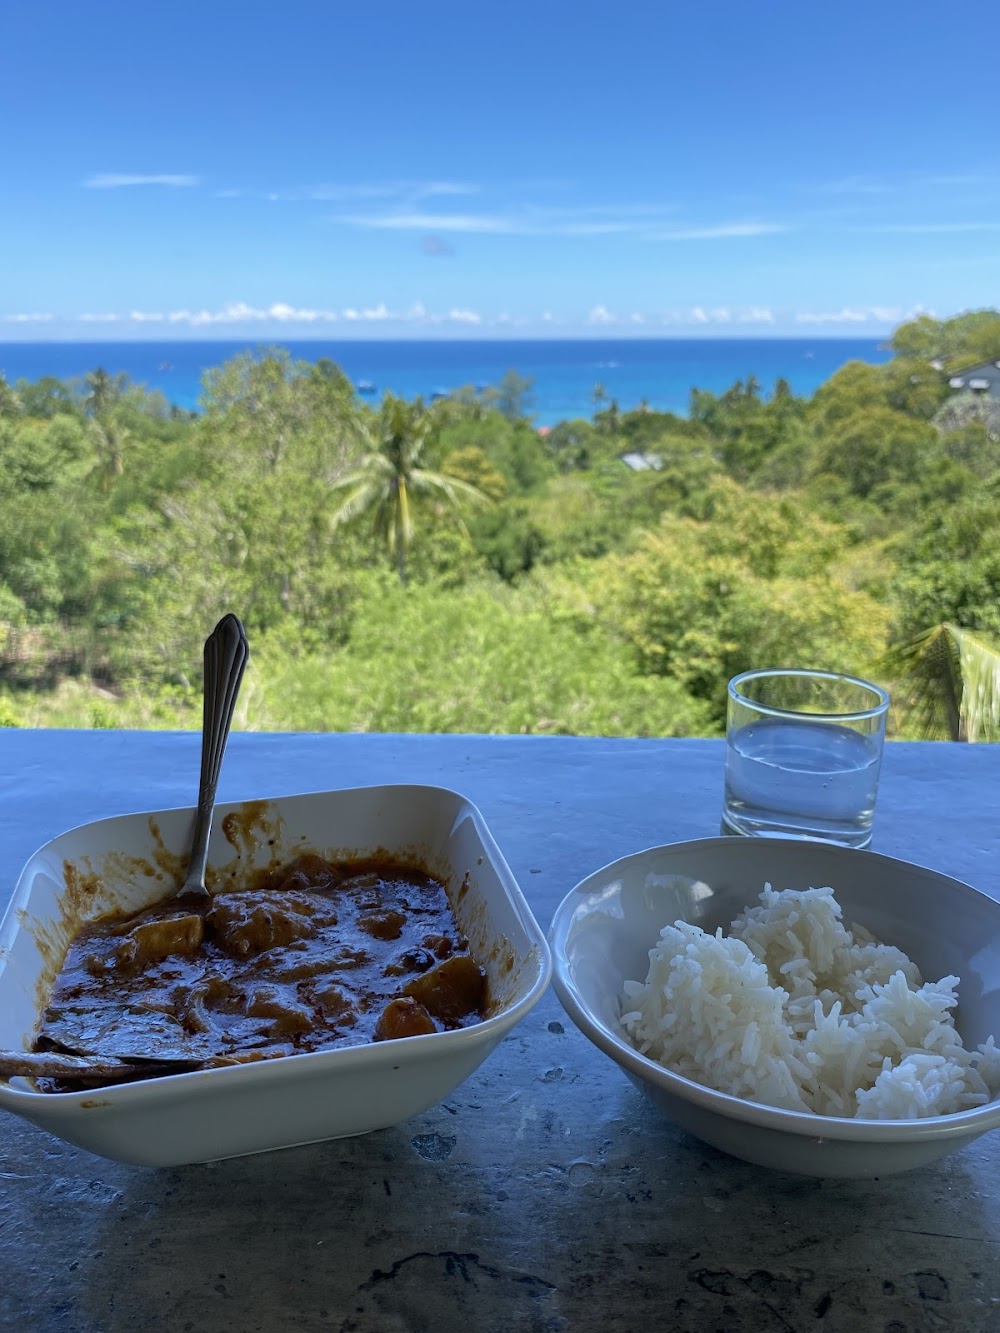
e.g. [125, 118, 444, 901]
[723, 717, 881, 848]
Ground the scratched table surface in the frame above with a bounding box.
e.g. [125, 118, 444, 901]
[2, 730, 1000, 1333]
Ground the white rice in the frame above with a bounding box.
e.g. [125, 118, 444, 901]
[621, 885, 1000, 1119]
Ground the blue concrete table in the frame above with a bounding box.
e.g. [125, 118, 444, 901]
[2, 731, 999, 1332]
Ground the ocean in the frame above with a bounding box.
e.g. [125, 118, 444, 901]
[0, 337, 891, 426]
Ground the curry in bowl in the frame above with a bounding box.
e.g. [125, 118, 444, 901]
[0, 784, 551, 1165]
[16, 852, 487, 1092]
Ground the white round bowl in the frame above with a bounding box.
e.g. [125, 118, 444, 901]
[549, 836, 1000, 1178]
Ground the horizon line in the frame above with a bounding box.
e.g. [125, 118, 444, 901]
[0, 331, 892, 346]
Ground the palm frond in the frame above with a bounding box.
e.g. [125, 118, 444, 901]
[329, 452, 394, 490]
[326, 468, 368, 494]
[409, 467, 492, 509]
[952, 625, 1000, 742]
[884, 622, 1000, 741]
[328, 480, 382, 528]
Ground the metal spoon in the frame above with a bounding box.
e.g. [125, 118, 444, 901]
[179, 614, 250, 900]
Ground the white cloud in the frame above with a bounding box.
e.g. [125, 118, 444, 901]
[154, 301, 340, 326]
[795, 308, 874, 324]
[421, 182, 479, 198]
[819, 171, 993, 196]
[84, 174, 200, 189]
[794, 304, 932, 326]
[660, 307, 773, 326]
[544, 220, 652, 236]
[268, 302, 334, 322]
[330, 205, 787, 241]
[39, 299, 917, 335]
[649, 222, 789, 241]
[262, 180, 479, 205]
[338, 302, 481, 325]
[267, 302, 308, 321]
[860, 221, 1000, 234]
[335, 211, 521, 234]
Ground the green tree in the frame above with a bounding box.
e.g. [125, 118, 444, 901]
[200, 347, 355, 472]
[933, 391, 1000, 478]
[328, 395, 491, 583]
[253, 577, 711, 737]
[487, 369, 535, 421]
[470, 501, 547, 580]
[543, 418, 598, 472]
[594, 398, 622, 438]
[87, 414, 131, 488]
[441, 445, 508, 500]
[576, 479, 887, 724]
[14, 376, 78, 419]
[437, 413, 554, 494]
[891, 309, 1000, 369]
[889, 489, 1000, 644]
[0, 376, 21, 420]
[0, 414, 88, 493]
[83, 368, 127, 417]
[691, 378, 806, 482]
[810, 407, 936, 501]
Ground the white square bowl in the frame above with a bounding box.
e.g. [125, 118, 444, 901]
[0, 784, 551, 1166]
[550, 836, 1000, 1178]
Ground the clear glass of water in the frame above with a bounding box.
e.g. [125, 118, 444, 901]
[721, 668, 890, 849]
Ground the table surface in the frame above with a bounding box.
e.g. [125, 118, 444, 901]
[3, 730, 1000, 1333]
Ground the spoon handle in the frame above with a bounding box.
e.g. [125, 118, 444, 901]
[182, 614, 250, 897]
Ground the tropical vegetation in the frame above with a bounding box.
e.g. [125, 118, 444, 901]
[2, 309, 1000, 740]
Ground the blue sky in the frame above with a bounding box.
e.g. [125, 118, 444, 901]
[2, 0, 998, 339]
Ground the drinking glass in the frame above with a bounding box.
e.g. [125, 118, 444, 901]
[721, 668, 890, 849]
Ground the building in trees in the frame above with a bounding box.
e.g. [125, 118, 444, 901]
[947, 359, 1000, 399]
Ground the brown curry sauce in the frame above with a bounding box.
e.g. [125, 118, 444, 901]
[34, 854, 487, 1090]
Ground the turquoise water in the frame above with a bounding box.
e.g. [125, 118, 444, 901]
[0, 337, 890, 426]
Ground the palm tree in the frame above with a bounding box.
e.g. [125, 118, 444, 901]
[328, 395, 491, 583]
[84, 368, 125, 417]
[87, 414, 130, 490]
[885, 623, 1000, 741]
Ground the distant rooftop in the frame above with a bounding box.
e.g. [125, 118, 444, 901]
[619, 451, 664, 472]
[947, 359, 1000, 397]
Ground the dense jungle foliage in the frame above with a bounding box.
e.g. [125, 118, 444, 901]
[2, 310, 1000, 739]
